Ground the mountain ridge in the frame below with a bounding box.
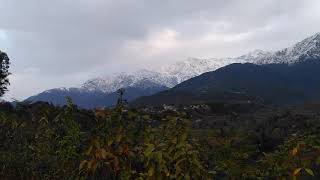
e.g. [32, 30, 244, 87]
[25, 32, 320, 108]
[133, 59, 320, 106]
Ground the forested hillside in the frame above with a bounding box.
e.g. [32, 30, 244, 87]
[134, 59, 320, 106]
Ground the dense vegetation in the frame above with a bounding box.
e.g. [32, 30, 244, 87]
[0, 100, 206, 179]
[0, 50, 10, 96]
[1, 99, 320, 179]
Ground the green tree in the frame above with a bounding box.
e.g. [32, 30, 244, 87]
[0, 50, 10, 96]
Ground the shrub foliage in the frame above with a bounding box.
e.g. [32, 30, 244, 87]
[0, 100, 320, 179]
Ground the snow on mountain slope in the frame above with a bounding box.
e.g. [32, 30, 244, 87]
[81, 70, 178, 93]
[234, 49, 272, 63]
[255, 33, 320, 64]
[81, 58, 240, 92]
[82, 32, 320, 92]
[156, 49, 271, 83]
[158, 57, 232, 82]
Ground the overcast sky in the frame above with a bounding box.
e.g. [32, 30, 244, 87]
[0, 0, 320, 100]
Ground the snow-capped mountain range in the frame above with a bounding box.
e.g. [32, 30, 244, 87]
[81, 70, 179, 93]
[254, 33, 320, 64]
[80, 54, 262, 93]
[26, 32, 320, 108]
[81, 32, 320, 92]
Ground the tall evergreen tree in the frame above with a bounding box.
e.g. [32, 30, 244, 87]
[0, 50, 10, 97]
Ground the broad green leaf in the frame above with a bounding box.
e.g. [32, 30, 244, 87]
[316, 157, 320, 165]
[305, 168, 314, 176]
[144, 144, 155, 157]
[180, 132, 188, 142]
[175, 158, 186, 166]
[174, 151, 185, 160]
[93, 139, 100, 149]
[116, 134, 122, 142]
[107, 139, 113, 146]
[85, 146, 93, 155]
[142, 115, 150, 120]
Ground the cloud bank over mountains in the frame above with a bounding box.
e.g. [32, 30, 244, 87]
[1, 0, 320, 99]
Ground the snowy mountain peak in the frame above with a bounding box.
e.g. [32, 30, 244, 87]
[235, 49, 272, 63]
[79, 32, 320, 94]
[285, 32, 320, 57]
[44, 87, 70, 93]
[158, 57, 229, 82]
[81, 69, 178, 93]
[255, 32, 320, 64]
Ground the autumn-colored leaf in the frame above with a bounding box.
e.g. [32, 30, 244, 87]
[293, 168, 302, 176]
[113, 157, 120, 173]
[122, 144, 129, 156]
[100, 148, 107, 159]
[292, 147, 299, 156]
[79, 160, 87, 170]
[148, 166, 154, 176]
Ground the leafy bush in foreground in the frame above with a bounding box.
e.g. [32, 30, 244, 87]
[0, 101, 206, 179]
[1, 100, 320, 179]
